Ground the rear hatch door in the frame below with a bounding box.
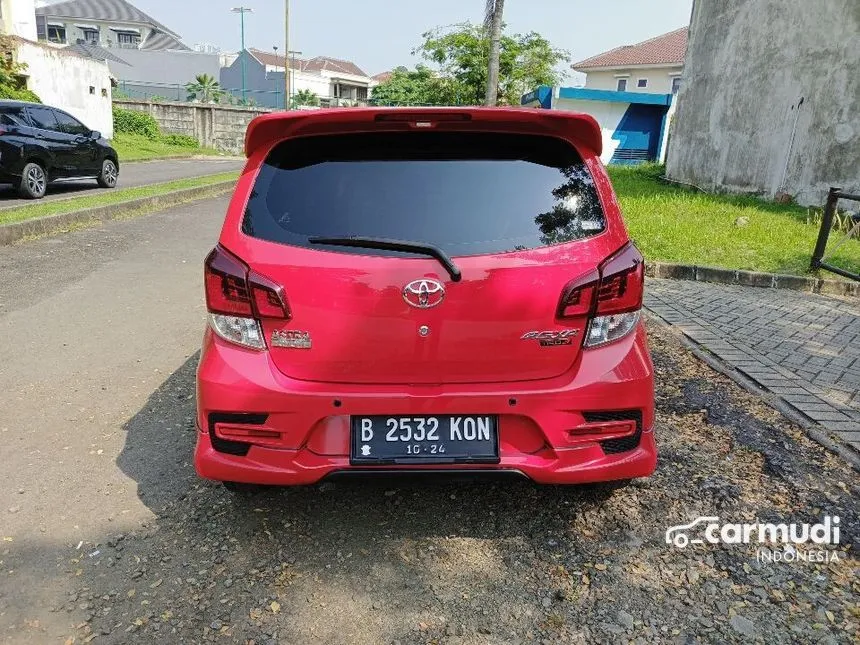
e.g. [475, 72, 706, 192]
[242, 130, 609, 385]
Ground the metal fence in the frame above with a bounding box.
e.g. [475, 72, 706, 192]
[114, 80, 465, 109]
[810, 187, 860, 281]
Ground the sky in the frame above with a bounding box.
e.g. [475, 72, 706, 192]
[112, 0, 693, 80]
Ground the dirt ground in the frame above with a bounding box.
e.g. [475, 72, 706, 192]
[2, 324, 854, 645]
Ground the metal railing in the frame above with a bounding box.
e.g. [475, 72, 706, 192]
[810, 186, 860, 281]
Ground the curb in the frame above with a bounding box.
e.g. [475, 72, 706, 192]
[645, 311, 860, 473]
[0, 180, 234, 245]
[646, 262, 858, 298]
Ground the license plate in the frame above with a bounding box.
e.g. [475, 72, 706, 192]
[350, 415, 499, 464]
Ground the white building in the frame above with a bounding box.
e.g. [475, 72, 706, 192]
[1, 0, 113, 137]
[10, 36, 114, 137]
[34, 0, 189, 51]
[220, 49, 377, 109]
[572, 27, 688, 96]
[1, 0, 38, 40]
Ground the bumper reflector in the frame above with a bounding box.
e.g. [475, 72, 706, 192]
[215, 423, 282, 447]
[568, 420, 637, 441]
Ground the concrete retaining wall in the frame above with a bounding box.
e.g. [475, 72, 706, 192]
[113, 99, 273, 154]
[666, 0, 860, 206]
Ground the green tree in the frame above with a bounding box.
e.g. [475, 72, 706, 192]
[291, 88, 320, 108]
[185, 74, 225, 103]
[370, 65, 461, 106]
[415, 23, 569, 105]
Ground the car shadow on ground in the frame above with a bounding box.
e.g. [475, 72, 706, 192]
[115, 352, 624, 539]
[100, 353, 637, 642]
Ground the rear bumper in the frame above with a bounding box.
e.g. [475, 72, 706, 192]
[194, 323, 656, 485]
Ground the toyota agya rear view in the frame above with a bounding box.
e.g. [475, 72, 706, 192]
[195, 107, 656, 490]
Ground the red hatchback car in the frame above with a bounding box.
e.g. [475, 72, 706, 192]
[195, 107, 656, 491]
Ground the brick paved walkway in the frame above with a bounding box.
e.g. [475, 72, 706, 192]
[645, 279, 860, 452]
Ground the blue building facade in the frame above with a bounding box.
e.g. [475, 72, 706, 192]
[522, 86, 674, 165]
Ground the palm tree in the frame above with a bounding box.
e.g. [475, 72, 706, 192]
[291, 89, 320, 108]
[185, 74, 225, 103]
[484, 0, 505, 105]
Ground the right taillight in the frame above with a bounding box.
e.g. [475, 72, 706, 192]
[594, 242, 644, 316]
[558, 242, 644, 348]
[204, 246, 289, 350]
[586, 242, 644, 347]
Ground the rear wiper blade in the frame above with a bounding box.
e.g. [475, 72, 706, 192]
[308, 235, 462, 282]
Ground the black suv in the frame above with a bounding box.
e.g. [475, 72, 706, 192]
[0, 101, 119, 199]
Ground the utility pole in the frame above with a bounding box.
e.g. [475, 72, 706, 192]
[284, 0, 290, 109]
[288, 50, 302, 108]
[484, 0, 504, 105]
[231, 7, 253, 103]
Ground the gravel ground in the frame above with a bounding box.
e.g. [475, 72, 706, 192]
[5, 322, 859, 644]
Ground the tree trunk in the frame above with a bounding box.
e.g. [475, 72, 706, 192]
[484, 0, 504, 105]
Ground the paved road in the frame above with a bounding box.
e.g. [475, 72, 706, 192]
[647, 279, 860, 451]
[0, 201, 857, 643]
[0, 157, 244, 208]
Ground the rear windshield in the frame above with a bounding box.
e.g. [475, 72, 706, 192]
[242, 132, 606, 257]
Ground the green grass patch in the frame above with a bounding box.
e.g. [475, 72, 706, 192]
[111, 132, 223, 162]
[609, 164, 860, 277]
[0, 172, 237, 226]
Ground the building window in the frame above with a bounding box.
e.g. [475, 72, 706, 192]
[616, 78, 627, 92]
[356, 86, 368, 100]
[82, 28, 99, 43]
[116, 32, 140, 48]
[671, 77, 682, 94]
[637, 79, 648, 88]
[47, 25, 66, 43]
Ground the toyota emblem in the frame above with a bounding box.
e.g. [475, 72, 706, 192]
[403, 279, 445, 309]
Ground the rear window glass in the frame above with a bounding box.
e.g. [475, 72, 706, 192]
[242, 132, 606, 257]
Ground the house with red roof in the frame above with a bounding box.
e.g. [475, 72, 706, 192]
[522, 28, 689, 166]
[572, 27, 688, 95]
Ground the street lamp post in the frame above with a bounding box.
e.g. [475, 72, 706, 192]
[231, 7, 253, 103]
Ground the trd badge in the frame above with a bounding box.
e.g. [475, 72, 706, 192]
[271, 330, 312, 349]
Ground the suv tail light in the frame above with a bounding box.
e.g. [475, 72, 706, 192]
[204, 246, 289, 349]
[558, 242, 644, 348]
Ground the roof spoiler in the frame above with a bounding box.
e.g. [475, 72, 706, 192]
[244, 107, 603, 158]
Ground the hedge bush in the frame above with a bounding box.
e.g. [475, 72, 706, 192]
[0, 85, 40, 102]
[112, 106, 160, 139]
[160, 133, 199, 148]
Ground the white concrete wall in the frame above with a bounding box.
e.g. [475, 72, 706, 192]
[552, 96, 631, 164]
[1, 0, 37, 39]
[291, 70, 330, 99]
[583, 67, 681, 94]
[17, 40, 114, 137]
[666, 0, 860, 206]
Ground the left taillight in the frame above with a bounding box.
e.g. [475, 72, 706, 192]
[557, 242, 644, 348]
[204, 245, 289, 350]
